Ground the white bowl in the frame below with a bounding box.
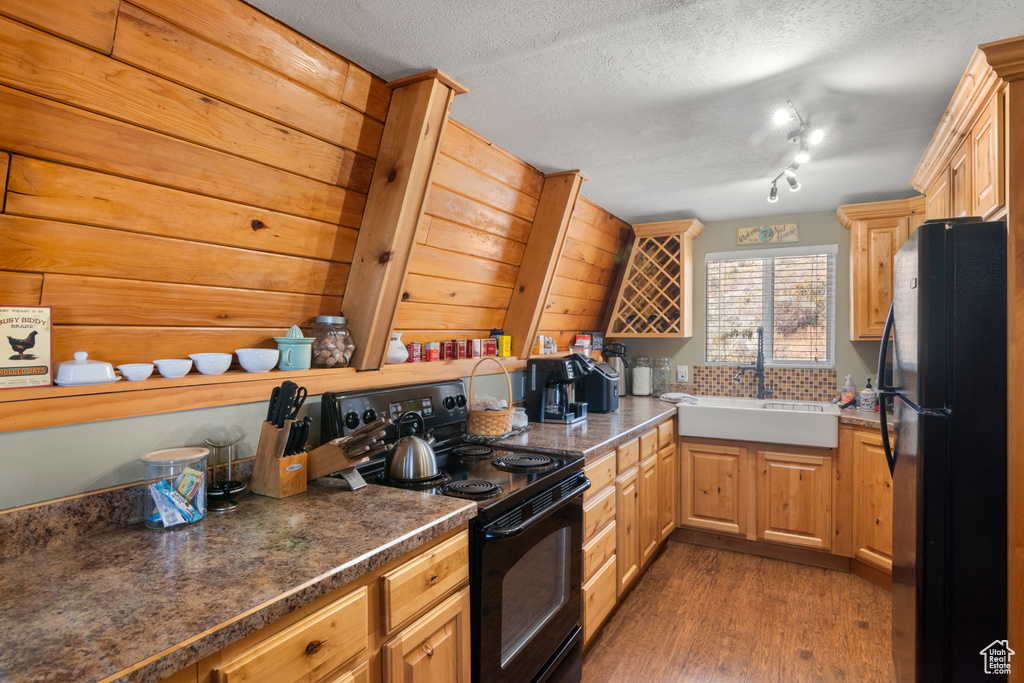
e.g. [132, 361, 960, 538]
[188, 353, 232, 375]
[117, 363, 154, 381]
[153, 358, 193, 378]
[235, 348, 279, 373]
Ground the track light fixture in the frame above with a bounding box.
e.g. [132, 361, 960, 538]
[766, 100, 824, 202]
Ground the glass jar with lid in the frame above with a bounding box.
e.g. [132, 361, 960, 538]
[652, 357, 673, 396]
[631, 355, 653, 396]
[142, 447, 208, 530]
[311, 315, 355, 368]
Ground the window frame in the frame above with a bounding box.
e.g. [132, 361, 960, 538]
[704, 244, 837, 369]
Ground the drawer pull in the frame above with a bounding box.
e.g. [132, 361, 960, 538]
[424, 644, 434, 658]
[305, 640, 323, 656]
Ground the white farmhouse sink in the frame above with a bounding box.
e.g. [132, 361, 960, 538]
[677, 396, 840, 448]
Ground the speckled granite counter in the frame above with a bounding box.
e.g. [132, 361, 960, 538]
[500, 396, 676, 460]
[0, 481, 476, 683]
[840, 406, 896, 431]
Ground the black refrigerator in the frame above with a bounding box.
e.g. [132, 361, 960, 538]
[878, 218, 1007, 682]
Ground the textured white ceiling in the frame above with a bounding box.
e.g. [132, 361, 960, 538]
[246, 0, 1024, 223]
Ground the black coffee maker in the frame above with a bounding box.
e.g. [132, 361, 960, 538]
[523, 356, 589, 424]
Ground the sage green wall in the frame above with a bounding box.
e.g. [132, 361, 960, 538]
[0, 371, 520, 511]
[624, 210, 880, 392]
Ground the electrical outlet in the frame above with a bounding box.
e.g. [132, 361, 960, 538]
[677, 365, 689, 383]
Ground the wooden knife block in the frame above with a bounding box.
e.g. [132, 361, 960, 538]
[251, 419, 308, 499]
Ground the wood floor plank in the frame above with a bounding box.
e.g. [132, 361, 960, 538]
[583, 541, 895, 683]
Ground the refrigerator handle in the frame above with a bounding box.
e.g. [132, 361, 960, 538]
[877, 302, 897, 476]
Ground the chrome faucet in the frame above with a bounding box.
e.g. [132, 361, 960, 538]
[733, 327, 773, 399]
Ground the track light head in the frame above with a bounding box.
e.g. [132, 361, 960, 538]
[773, 108, 792, 126]
[808, 128, 825, 145]
[786, 174, 800, 192]
[794, 149, 810, 164]
[768, 182, 779, 203]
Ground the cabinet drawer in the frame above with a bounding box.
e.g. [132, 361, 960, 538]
[658, 419, 675, 448]
[583, 486, 616, 543]
[640, 429, 658, 461]
[583, 556, 617, 646]
[617, 438, 639, 471]
[583, 519, 616, 582]
[214, 586, 368, 683]
[381, 530, 469, 633]
[584, 451, 616, 500]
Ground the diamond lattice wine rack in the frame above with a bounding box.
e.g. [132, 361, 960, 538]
[604, 219, 705, 338]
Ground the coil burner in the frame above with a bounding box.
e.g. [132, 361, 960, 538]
[444, 479, 503, 500]
[375, 471, 451, 490]
[452, 445, 495, 461]
[492, 453, 556, 473]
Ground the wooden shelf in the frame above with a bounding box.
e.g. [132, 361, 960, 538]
[0, 357, 525, 434]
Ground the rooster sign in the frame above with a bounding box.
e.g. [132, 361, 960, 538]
[1, 307, 52, 389]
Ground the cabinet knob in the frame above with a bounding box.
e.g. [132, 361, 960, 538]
[424, 644, 434, 658]
[305, 640, 323, 656]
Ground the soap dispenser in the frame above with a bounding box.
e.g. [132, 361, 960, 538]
[840, 374, 857, 404]
[858, 378, 878, 412]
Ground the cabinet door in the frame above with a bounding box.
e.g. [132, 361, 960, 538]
[756, 449, 832, 550]
[382, 588, 470, 683]
[925, 169, 951, 221]
[615, 467, 640, 597]
[638, 454, 659, 568]
[950, 137, 972, 218]
[851, 430, 893, 571]
[850, 217, 910, 339]
[971, 94, 1004, 218]
[679, 441, 747, 536]
[582, 556, 617, 646]
[658, 443, 677, 542]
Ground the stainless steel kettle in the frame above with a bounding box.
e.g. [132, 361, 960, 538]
[385, 412, 439, 481]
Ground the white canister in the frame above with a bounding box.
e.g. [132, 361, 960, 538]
[386, 332, 409, 364]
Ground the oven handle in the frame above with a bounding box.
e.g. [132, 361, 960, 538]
[482, 476, 591, 540]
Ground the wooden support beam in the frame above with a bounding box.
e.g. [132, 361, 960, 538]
[344, 71, 465, 370]
[503, 170, 585, 359]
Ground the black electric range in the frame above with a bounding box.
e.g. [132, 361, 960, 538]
[322, 380, 588, 683]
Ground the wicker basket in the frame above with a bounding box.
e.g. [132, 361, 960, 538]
[465, 357, 515, 436]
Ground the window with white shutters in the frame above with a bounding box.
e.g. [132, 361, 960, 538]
[705, 245, 836, 367]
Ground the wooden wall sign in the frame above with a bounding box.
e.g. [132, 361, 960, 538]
[1, 306, 52, 389]
[737, 223, 798, 246]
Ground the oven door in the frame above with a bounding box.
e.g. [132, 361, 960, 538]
[472, 473, 589, 683]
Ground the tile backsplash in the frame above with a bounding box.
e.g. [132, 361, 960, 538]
[668, 365, 837, 403]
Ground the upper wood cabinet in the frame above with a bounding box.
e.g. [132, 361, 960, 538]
[837, 197, 925, 340]
[911, 49, 1006, 222]
[604, 219, 705, 337]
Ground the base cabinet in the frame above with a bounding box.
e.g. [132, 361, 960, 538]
[382, 588, 471, 683]
[679, 441, 748, 535]
[615, 466, 640, 596]
[638, 454, 659, 568]
[657, 443, 677, 541]
[755, 449, 833, 550]
[679, 438, 834, 553]
[850, 428, 893, 572]
[190, 529, 470, 683]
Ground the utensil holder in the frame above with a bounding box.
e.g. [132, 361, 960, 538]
[466, 357, 515, 436]
[251, 419, 308, 499]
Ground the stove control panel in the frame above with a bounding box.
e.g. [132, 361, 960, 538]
[322, 380, 469, 442]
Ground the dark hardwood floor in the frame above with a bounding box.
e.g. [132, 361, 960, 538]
[582, 541, 896, 682]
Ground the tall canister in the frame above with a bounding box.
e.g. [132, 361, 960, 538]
[142, 447, 208, 529]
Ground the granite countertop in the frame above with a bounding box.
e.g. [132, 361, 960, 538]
[0, 482, 476, 683]
[500, 396, 676, 459]
[840, 406, 897, 431]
